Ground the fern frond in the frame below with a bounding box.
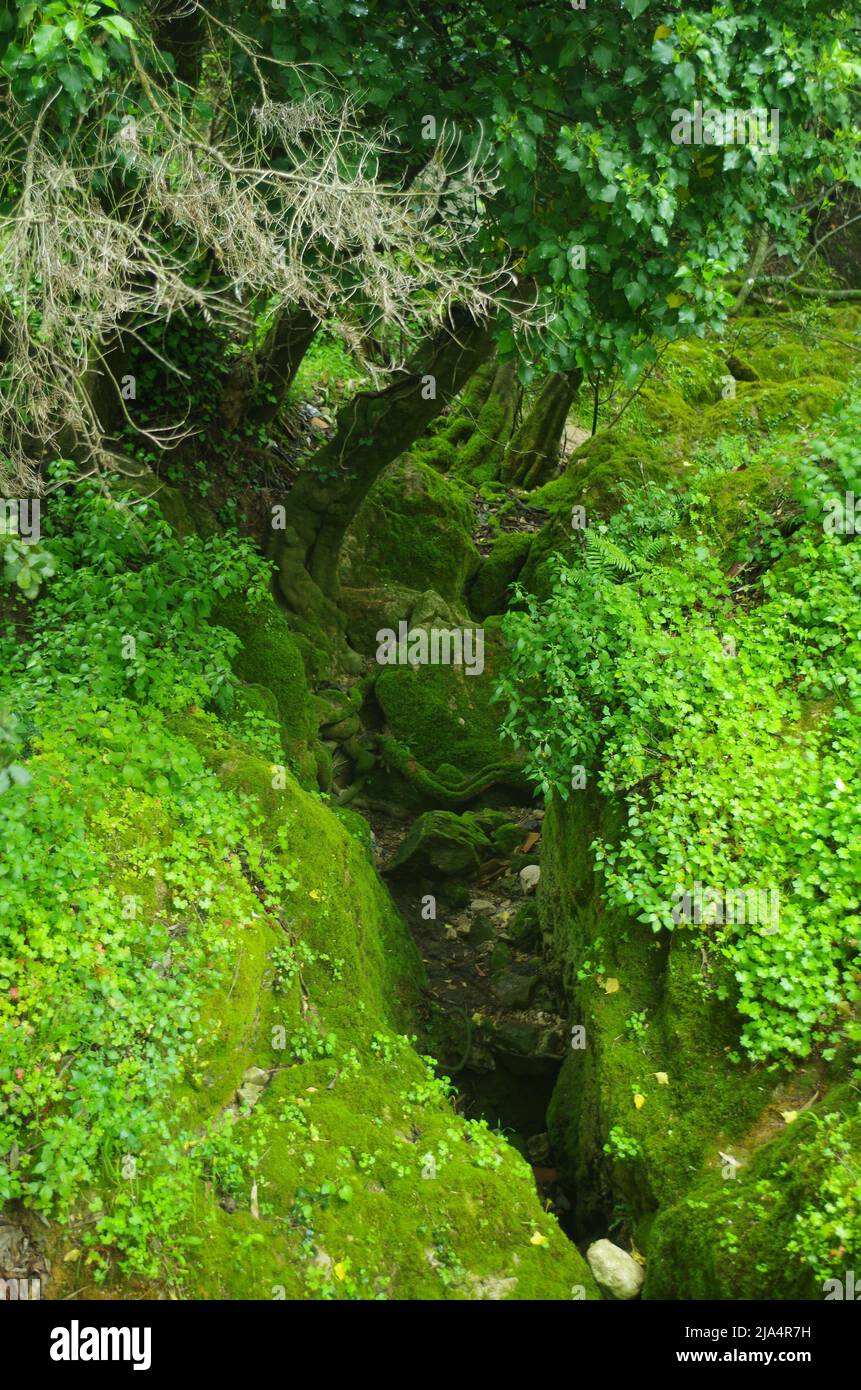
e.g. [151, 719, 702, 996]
[585, 531, 637, 576]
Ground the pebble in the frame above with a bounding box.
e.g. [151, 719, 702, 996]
[469, 898, 496, 915]
[519, 864, 541, 893]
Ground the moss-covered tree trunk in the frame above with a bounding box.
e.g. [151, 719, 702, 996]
[280, 308, 494, 603]
[425, 355, 498, 456]
[455, 358, 521, 483]
[501, 369, 583, 489]
[220, 305, 320, 428]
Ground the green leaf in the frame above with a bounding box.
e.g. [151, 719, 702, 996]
[30, 23, 62, 59]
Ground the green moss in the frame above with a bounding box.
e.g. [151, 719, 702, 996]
[699, 451, 795, 553]
[367, 634, 527, 809]
[215, 591, 318, 783]
[340, 457, 479, 605]
[387, 808, 495, 879]
[469, 532, 533, 618]
[531, 429, 672, 521]
[517, 429, 676, 600]
[730, 311, 861, 387]
[542, 790, 772, 1232]
[45, 710, 597, 1301]
[413, 358, 499, 472]
[645, 1086, 861, 1299]
[699, 377, 844, 440]
[233, 682, 281, 726]
[452, 362, 519, 486]
[338, 582, 422, 655]
[332, 804, 375, 854]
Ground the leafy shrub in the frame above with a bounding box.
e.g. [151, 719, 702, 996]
[498, 396, 861, 1063]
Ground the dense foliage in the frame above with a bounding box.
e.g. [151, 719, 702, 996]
[0, 479, 288, 1275]
[498, 394, 861, 1063]
[244, 0, 861, 376]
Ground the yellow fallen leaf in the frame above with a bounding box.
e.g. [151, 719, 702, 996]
[654, 1072, 669, 1086]
[604, 977, 620, 994]
[63, 1249, 80, 1262]
[333, 1262, 347, 1281]
[634, 1093, 646, 1110]
[654, 25, 673, 41]
[781, 1110, 798, 1125]
[530, 1231, 549, 1247]
[309, 889, 321, 901]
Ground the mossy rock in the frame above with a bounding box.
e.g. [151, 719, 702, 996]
[367, 632, 527, 809]
[469, 531, 533, 619]
[700, 451, 797, 560]
[332, 803, 375, 857]
[340, 456, 480, 606]
[339, 582, 424, 655]
[644, 1084, 861, 1299]
[233, 681, 281, 726]
[730, 311, 861, 387]
[505, 901, 541, 949]
[541, 789, 774, 1233]
[41, 709, 596, 1301]
[386, 809, 494, 879]
[652, 338, 731, 408]
[215, 590, 318, 785]
[471, 808, 524, 857]
[518, 430, 676, 599]
[698, 377, 843, 440]
[313, 685, 361, 730]
[530, 428, 673, 523]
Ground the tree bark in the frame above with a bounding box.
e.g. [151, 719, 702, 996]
[282, 307, 495, 600]
[455, 358, 520, 483]
[734, 227, 770, 312]
[501, 369, 582, 489]
[221, 305, 319, 428]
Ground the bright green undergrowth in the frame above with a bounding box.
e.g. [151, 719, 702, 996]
[0, 474, 587, 1298]
[498, 393, 861, 1065]
[0, 473, 294, 1272]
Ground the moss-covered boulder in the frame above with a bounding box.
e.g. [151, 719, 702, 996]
[215, 590, 319, 786]
[31, 707, 596, 1301]
[366, 630, 528, 810]
[386, 809, 494, 879]
[386, 808, 522, 881]
[340, 456, 480, 606]
[645, 1085, 861, 1300]
[541, 787, 783, 1242]
[699, 376, 844, 440]
[541, 776, 860, 1300]
[730, 309, 861, 386]
[470, 532, 533, 618]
